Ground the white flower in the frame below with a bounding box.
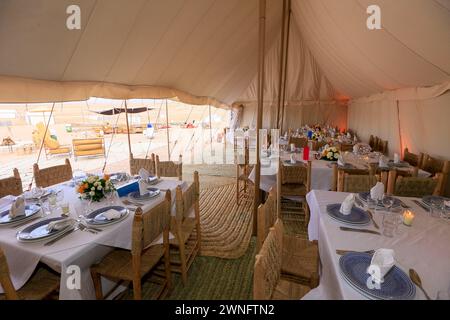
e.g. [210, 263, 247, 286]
[327, 152, 333, 158]
[97, 185, 103, 190]
[89, 191, 95, 196]
[334, 153, 339, 159]
[94, 182, 99, 187]
[91, 187, 95, 191]
[332, 147, 337, 152]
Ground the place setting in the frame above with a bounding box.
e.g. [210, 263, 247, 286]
[0, 196, 42, 228]
[338, 248, 417, 300]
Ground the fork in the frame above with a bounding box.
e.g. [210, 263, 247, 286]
[123, 199, 144, 207]
[78, 223, 98, 234]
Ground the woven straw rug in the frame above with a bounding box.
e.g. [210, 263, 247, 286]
[198, 183, 253, 259]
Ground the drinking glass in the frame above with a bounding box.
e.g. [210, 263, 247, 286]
[382, 194, 395, 213]
[382, 212, 398, 237]
[430, 199, 443, 218]
[61, 202, 70, 217]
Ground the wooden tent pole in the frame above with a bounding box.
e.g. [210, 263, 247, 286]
[124, 100, 132, 158]
[209, 104, 213, 157]
[165, 99, 170, 161]
[253, 0, 266, 236]
[276, 0, 287, 129]
[280, 0, 292, 132]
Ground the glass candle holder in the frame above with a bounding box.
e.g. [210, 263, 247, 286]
[402, 210, 415, 226]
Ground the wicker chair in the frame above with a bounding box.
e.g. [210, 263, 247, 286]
[378, 140, 388, 154]
[156, 154, 182, 180]
[130, 153, 156, 176]
[419, 156, 449, 195]
[337, 170, 378, 193]
[0, 168, 23, 198]
[311, 140, 327, 151]
[257, 188, 277, 252]
[236, 138, 254, 205]
[168, 171, 201, 285]
[253, 219, 311, 300]
[0, 248, 59, 300]
[338, 143, 353, 152]
[288, 136, 308, 149]
[90, 191, 172, 300]
[403, 148, 424, 168]
[33, 158, 73, 188]
[387, 169, 443, 197]
[369, 135, 375, 149]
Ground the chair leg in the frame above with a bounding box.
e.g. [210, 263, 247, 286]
[164, 231, 172, 290]
[133, 277, 142, 300]
[90, 270, 103, 300]
[179, 243, 188, 285]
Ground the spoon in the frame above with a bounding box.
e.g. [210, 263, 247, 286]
[409, 269, 431, 300]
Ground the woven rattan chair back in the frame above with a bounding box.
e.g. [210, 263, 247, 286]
[0, 248, 18, 300]
[256, 188, 277, 253]
[130, 153, 156, 176]
[156, 155, 182, 180]
[175, 172, 200, 222]
[132, 191, 172, 255]
[253, 219, 283, 300]
[338, 171, 378, 193]
[33, 158, 73, 188]
[387, 169, 442, 197]
[0, 168, 23, 198]
[403, 148, 423, 168]
[280, 161, 309, 185]
[288, 136, 307, 149]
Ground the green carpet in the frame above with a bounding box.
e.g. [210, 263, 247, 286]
[124, 237, 256, 300]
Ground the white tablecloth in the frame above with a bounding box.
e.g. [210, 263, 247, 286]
[304, 190, 450, 300]
[0, 179, 186, 299]
[249, 152, 431, 194]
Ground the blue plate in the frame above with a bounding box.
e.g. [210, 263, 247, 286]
[84, 206, 128, 226]
[422, 195, 450, 209]
[326, 204, 370, 225]
[339, 252, 416, 300]
[358, 192, 401, 209]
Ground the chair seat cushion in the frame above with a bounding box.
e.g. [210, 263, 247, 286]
[48, 147, 71, 154]
[91, 246, 164, 281]
[281, 235, 319, 286]
[271, 279, 310, 300]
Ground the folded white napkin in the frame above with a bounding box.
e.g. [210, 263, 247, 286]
[394, 153, 400, 164]
[370, 182, 384, 201]
[337, 155, 346, 167]
[290, 143, 296, 152]
[353, 144, 359, 154]
[339, 194, 355, 215]
[102, 209, 122, 220]
[290, 154, 296, 164]
[347, 132, 351, 139]
[378, 155, 388, 167]
[367, 249, 395, 284]
[46, 218, 75, 232]
[138, 168, 150, 180]
[444, 200, 450, 208]
[8, 196, 25, 218]
[139, 180, 148, 196]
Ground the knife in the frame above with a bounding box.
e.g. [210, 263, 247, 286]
[413, 200, 429, 212]
[339, 226, 381, 235]
[44, 227, 78, 246]
[366, 210, 379, 229]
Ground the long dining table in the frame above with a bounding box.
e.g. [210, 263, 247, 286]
[0, 178, 186, 299]
[303, 190, 450, 300]
[249, 151, 431, 193]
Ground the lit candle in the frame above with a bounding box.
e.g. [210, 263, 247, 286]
[403, 210, 415, 226]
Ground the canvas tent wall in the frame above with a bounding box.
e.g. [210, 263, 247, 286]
[0, 0, 449, 160]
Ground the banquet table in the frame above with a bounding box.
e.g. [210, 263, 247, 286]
[0, 178, 186, 299]
[303, 190, 450, 300]
[249, 151, 431, 193]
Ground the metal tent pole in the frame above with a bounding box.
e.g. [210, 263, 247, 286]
[276, 0, 287, 129]
[165, 99, 170, 161]
[124, 100, 132, 158]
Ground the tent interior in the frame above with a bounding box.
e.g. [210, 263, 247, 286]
[0, 0, 449, 301]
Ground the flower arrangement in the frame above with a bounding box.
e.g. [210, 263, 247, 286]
[311, 131, 323, 141]
[76, 174, 115, 202]
[321, 146, 340, 161]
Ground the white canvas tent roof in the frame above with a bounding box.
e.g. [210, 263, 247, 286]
[0, 0, 449, 158]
